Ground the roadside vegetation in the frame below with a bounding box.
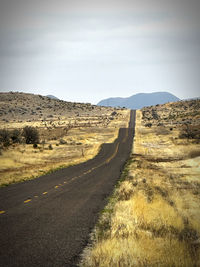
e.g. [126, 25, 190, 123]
[0, 92, 130, 186]
[80, 99, 200, 267]
[0, 126, 39, 148]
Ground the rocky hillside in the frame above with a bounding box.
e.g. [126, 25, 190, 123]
[141, 99, 200, 128]
[0, 92, 111, 122]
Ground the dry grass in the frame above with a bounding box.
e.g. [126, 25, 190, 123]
[0, 109, 130, 186]
[80, 101, 200, 267]
[0, 93, 130, 186]
[83, 236, 194, 267]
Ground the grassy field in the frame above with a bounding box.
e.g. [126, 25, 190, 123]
[80, 99, 200, 267]
[0, 92, 130, 186]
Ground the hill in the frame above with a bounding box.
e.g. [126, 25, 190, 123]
[46, 94, 59, 100]
[0, 91, 107, 121]
[97, 92, 180, 109]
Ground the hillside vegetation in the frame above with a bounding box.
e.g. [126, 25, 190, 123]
[0, 92, 129, 186]
[80, 99, 200, 267]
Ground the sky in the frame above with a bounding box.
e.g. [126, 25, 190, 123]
[0, 0, 200, 104]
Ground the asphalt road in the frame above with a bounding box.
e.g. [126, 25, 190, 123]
[0, 110, 136, 267]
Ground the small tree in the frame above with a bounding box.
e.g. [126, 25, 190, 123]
[0, 129, 10, 147]
[179, 123, 195, 140]
[10, 129, 21, 143]
[23, 126, 39, 144]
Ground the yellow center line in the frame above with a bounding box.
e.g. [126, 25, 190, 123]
[106, 143, 119, 164]
[1, 122, 130, 215]
[52, 142, 120, 191]
[24, 199, 31, 203]
[123, 128, 129, 143]
[18, 138, 121, 207]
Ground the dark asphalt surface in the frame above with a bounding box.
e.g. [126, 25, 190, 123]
[0, 110, 136, 267]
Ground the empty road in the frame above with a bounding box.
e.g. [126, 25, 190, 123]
[0, 110, 135, 267]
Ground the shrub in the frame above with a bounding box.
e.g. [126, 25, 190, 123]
[179, 124, 195, 140]
[49, 144, 53, 150]
[111, 111, 117, 116]
[118, 181, 134, 201]
[10, 129, 21, 143]
[0, 129, 10, 147]
[59, 139, 67, 145]
[145, 123, 152, 128]
[33, 143, 38, 149]
[151, 109, 159, 120]
[23, 126, 39, 144]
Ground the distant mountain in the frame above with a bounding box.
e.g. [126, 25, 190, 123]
[97, 92, 180, 109]
[46, 95, 59, 100]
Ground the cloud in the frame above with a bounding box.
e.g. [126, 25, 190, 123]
[0, 0, 200, 102]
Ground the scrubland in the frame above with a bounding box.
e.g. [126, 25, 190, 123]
[0, 92, 129, 186]
[80, 99, 200, 267]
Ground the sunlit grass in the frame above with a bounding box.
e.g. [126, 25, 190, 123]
[80, 106, 200, 267]
[0, 110, 130, 186]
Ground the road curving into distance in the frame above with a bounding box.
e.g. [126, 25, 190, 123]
[0, 110, 136, 267]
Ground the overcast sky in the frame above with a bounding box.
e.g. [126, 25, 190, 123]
[0, 0, 200, 104]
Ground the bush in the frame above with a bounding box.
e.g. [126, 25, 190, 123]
[0, 129, 10, 147]
[179, 124, 196, 140]
[151, 109, 159, 120]
[118, 181, 134, 201]
[49, 144, 53, 150]
[33, 143, 38, 149]
[10, 129, 21, 143]
[59, 139, 67, 145]
[111, 111, 117, 116]
[145, 123, 152, 128]
[23, 126, 39, 144]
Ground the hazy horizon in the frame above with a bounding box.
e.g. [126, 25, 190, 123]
[0, 0, 200, 104]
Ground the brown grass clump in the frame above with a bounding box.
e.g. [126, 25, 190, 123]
[83, 236, 193, 267]
[117, 181, 134, 201]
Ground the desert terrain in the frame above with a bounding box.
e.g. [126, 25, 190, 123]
[0, 111, 135, 266]
[81, 99, 200, 267]
[0, 92, 130, 186]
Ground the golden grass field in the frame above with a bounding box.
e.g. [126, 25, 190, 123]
[80, 100, 200, 267]
[0, 111, 130, 186]
[0, 92, 130, 186]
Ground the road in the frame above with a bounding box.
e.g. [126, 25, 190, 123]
[0, 110, 136, 267]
